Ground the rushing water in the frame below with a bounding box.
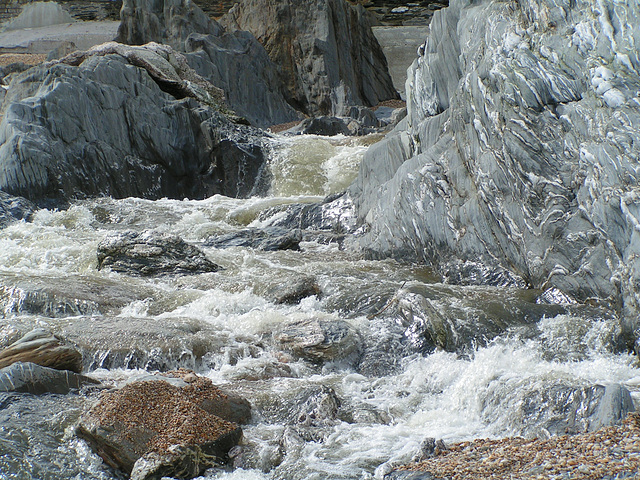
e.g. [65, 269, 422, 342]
[0, 133, 639, 480]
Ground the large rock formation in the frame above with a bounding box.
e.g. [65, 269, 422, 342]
[0, 42, 269, 206]
[221, 0, 400, 116]
[348, 0, 640, 341]
[116, 0, 301, 127]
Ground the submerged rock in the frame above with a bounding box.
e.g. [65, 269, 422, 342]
[347, 0, 640, 336]
[0, 329, 82, 373]
[205, 227, 302, 251]
[77, 372, 249, 479]
[97, 231, 220, 276]
[0, 191, 34, 228]
[0, 361, 98, 395]
[221, 0, 399, 116]
[268, 276, 322, 305]
[275, 317, 361, 363]
[0, 43, 269, 207]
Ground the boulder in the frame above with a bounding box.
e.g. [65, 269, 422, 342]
[221, 0, 399, 116]
[0, 191, 34, 228]
[268, 276, 321, 305]
[0, 329, 82, 373]
[0, 43, 269, 207]
[0, 361, 98, 395]
[275, 317, 361, 363]
[205, 227, 302, 251]
[97, 231, 220, 276]
[116, 0, 301, 127]
[76, 373, 249, 479]
[347, 0, 640, 336]
[286, 116, 352, 137]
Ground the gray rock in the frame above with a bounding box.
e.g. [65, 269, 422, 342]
[286, 116, 353, 137]
[221, 0, 399, 116]
[275, 317, 361, 363]
[347, 0, 640, 339]
[116, 0, 301, 128]
[0, 44, 269, 207]
[0, 191, 34, 228]
[76, 374, 248, 479]
[589, 384, 636, 432]
[205, 227, 302, 251]
[0, 361, 98, 395]
[268, 277, 322, 305]
[0, 329, 82, 373]
[97, 231, 220, 276]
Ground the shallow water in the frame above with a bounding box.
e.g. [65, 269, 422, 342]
[0, 133, 638, 480]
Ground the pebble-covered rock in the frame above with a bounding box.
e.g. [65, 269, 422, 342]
[393, 413, 640, 480]
[76, 371, 250, 480]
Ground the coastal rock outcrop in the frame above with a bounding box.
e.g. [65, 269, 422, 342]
[97, 231, 220, 276]
[76, 372, 250, 480]
[348, 0, 640, 339]
[0, 42, 269, 207]
[221, 0, 399, 116]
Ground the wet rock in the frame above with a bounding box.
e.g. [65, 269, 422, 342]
[0, 44, 269, 207]
[117, 0, 301, 128]
[0, 329, 82, 373]
[286, 116, 352, 136]
[97, 231, 220, 276]
[0, 362, 99, 395]
[275, 317, 361, 363]
[347, 0, 640, 334]
[221, 0, 399, 116]
[269, 277, 321, 305]
[205, 227, 302, 251]
[589, 384, 636, 432]
[76, 373, 249, 479]
[0, 191, 34, 228]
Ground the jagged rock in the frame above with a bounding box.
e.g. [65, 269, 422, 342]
[0, 44, 269, 207]
[221, 0, 399, 116]
[348, 0, 640, 338]
[76, 372, 249, 479]
[205, 227, 302, 251]
[97, 231, 220, 276]
[0, 191, 34, 228]
[117, 0, 301, 127]
[275, 317, 361, 363]
[286, 116, 353, 136]
[0, 329, 82, 373]
[0, 361, 99, 394]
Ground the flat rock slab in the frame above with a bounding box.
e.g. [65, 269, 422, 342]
[77, 372, 249, 479]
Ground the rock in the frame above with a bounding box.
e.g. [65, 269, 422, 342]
[0, 191, 34, 228]
[383, 470, 435, 480]
[76, 373, 248, 479]
[117, 0, 301, 127]
[347, 0, 640, 337]
[0, 43, 269, 207]
[268, 276, 321, 305]
[0, 361, 99, 395]
[205, 227, 302, 251]
[275, 317, 361, 363]
[221, 0, 399, 116]
[97, 231, 220, 276]
[0, 329, 82, 373]
[589, 384, 636, 432]
[286, 116, 352, 136]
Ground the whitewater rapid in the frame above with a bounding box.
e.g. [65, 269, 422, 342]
[0, 133, 638, 480]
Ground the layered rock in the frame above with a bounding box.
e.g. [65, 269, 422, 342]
[0, 361, 99, 395]
[97, 230, 220, 276]
[348, 0, 640, 340]
[0, 42, 269, 207]
[0, 329, 82, 373]
[221, 0, 399, 116]
[117, 0, 300, 127]
[76, 372, 250, 480]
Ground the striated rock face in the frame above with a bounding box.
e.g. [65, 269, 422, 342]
[76, 372, 249, 480]
[349, 0, 640, 339]
[221, 0, 399, 116]
[97, 231, 220, 276]
[0, 42, 269, 206]
[0, 329, 82, 373]
[117, 0, 301, 127]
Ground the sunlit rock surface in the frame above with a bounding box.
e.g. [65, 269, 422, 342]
[350, 0, 640, 341]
